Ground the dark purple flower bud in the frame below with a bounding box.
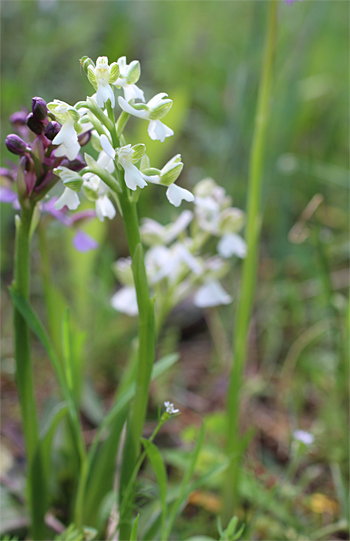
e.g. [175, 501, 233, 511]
[9, 110, 28, 126]
[32, 97, 47, 121]
[44, 121, 61, 141]
[27, 112, 45, 135]
[64, 154, 86, 172]
[78, 129, 92, 147]
[5, 134, 30, 155]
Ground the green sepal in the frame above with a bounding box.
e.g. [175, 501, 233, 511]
[83, 184, 99, 202]
[68, 109, 80, 123]
[80, 56, 95, 74]
[90, 132, 103, 152]
[131, 143, 146, 164]
[148, 100, 172, 121]
[63, 178, 83, 192]
[87, 65, 98, 90]
[109, 62, 120, 84]
[132, 103, 149, 112]
[140, 154, 151, 171]
[141, 167, 160, 176]
[160, 162, 183, 186]
[126, 61, 141, 85]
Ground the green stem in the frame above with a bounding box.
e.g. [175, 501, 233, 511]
[13, 204, 45, 539]
[224, 0, 277, 522]
[105, 100, 156, 539]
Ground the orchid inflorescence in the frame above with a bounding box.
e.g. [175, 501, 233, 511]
[111, 178, 247, 318]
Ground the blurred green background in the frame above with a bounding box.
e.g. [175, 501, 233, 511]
[0, 1, 349, 539]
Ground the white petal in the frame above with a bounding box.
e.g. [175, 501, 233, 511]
[147, 92, 168, 109]
[95, 195, 116, 221]
[96, 82, 115, 108]
[194, 280, 232, 308]
[124, 84, 145, 103]
[65, 141, 81, 161]
[111, 286, 138, 316]
[176, 244, 202, 275]
[147, 120, 173, 142]
[123, 163, 147, 191]
[54, 187, 80, 211]
[100, 135, 115, 159]
[166, 184, 194, 207]
[118, 96, 149, 119]
[165, 210, 193, 243]
[217, 233, 247, 259]
[52, 121, 77, 147]
[97, 151, 115, 173]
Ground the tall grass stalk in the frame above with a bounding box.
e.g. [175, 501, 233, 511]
[224, 0, 278, 522]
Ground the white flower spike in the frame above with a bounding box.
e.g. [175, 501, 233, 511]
[118, 94, 174, 142]
[164, 401, 180, 414]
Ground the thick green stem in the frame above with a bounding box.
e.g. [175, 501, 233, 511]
[105, 101, 156, 539]
[224, 0, 277, 522]
[13, 204, 45, 539]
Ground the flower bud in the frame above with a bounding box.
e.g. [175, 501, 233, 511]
[26, 112, 44, 135]
[44, 121, 61, 141]
[9, 110, 28, 127]
[32, 97, 47, 121]
[5, 134, 29, 155]
[61, 155, 85, 172]
[78, 129, 92, 147]
[80, 56, 95, 75]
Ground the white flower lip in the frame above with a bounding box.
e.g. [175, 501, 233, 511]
[194, 280, 232, 308]
[217, 233, 247, 259]
[54, 187, 80, 211]
[166, 184, 194, 207]
[111, 286, 138, 316]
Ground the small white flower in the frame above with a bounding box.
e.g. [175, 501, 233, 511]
[118, 145, 147, 191]
[83, 150, 116, 221]
[194, 280, 232, 308]
[90, 56, 116, 108]
[48, 100, 81, 161]
[111, 286, 138, 316]
[217, 233, 247, 259]
[114, 56, 145, 102]
[164, 401, 179, 414]
[293, 430, 314, 445]
[140, 210, 193, 246]
[96, 193, 116, 221]
[54, 187, 80, 211]
[118, 94, 174, 142]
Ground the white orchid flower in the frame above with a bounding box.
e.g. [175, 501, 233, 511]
[118, 94, 174, 142]
[48, 100, 81, 161]
[111, 286, 138, 316]
[194, 280, 232, 308]
[140, 210, 193, 246]
[83, 150, 116, 221]
[140, 155, 194, 207]
[293, 430, 314, 445]
[113, 56, 145, 102]
[100, 135, 147, 192]
[87, 56, 118, 108]
[217, 233, 247, 259]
